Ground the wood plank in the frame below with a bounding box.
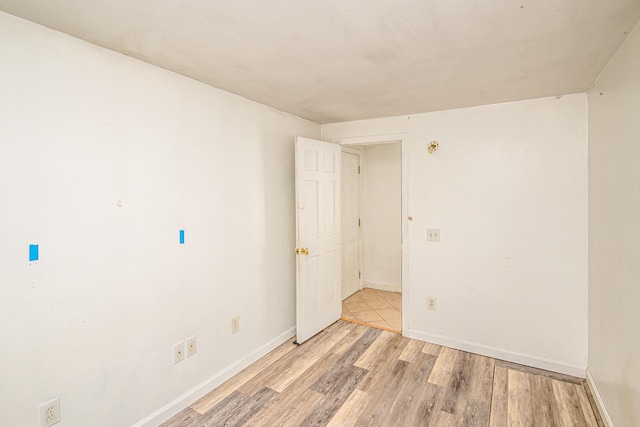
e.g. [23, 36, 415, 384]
[192, 390, 249, 426]
[552, 379, 589, 427]
[489, 366, 508, 427]
[354, 359, 411, 426]
[398, 338, 424, 363]
[243, 353, 340, 427]
[380, 351, 440, 426]
[508, 369, 535, 427]
[353, 329, 398, 369]
[329, 322, 369, 355]
[439, 352, 492, 422]
[323, 319, 347, 334]
[428, 346, 460, 387]
[582, 379, 606, 427]
[298, 324, 378, 423]
[279, 352, 342, 395]
[267, 329, 362, 392]
[255, 388, 325, 427]
[325, 389, 369, 427]
[467, 353, 495, 402]
[310, 360, 368, 396]
[241, 326, 349, 395]
[311, 338, 372, 394]
[409, 381, 444, 426]
[213, 387, 278, 427]
[575, 383, 600, 427]
[190, 339, 296, 414]
[422, 341, 442, 356]
[529, 374, 561, 427]
[355, 332, 407, 392]
[331, 326, 382, 369]
[461, 398, 492, 427]
[495, 358, 582, 385]
[432, 409, 462, 427]
[159, 408, 200, 427]
[441, 351, 474, 414]
[303, 365, 369, 425]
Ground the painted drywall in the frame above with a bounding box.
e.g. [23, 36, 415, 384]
[323, 95, 588, 374]
[361, 144, 402, 292]
[0, 12, 319, 427]
[588, 22, 640, 427]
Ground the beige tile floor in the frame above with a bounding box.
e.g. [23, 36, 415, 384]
[341, 288, 402, 333]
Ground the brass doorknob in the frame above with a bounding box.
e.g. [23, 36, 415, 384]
[295, 247, 309, 255]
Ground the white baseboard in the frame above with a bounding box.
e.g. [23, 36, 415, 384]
[364, 281, 401, 293]
[403, 328, 586, 378]
[586, 368, 614, 427]
[133, 326, 296, 427]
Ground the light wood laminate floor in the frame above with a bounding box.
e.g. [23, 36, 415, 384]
[162, 320, 602, 427]
[342, 288, 402, 333]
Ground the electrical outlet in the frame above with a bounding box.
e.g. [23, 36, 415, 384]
[39, 397, 60, 427]
[174, 341, 185, 364]
[426, 228, 440, 242]
[427, 297, 437, 310]
[231, 316, 240, 334]
[186, 336, 197, 357]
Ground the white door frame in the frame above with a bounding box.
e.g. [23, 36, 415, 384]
[341, 146, 363, 298]
[331, 133, 409, 334]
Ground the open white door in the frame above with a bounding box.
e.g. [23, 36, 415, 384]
[295, 136, 342, 344]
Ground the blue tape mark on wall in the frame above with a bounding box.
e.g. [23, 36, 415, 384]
[29, 244, 39, 261]
[179, 230, 185, 244]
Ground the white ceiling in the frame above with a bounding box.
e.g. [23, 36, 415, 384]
[1, 1, 639, 123]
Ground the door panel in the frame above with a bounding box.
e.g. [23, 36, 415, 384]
[323, 181, 336, 234]
[295, 137, 342, 344]
[304, 181, 318, 239]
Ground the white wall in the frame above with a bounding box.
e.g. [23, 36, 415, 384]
[0, 12, 319, 427]
[361, 144, 402, 292]
[323, 95, 588, 375]
[588, 22, 640, 427]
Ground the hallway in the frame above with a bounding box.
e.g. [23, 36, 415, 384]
[342, 288, 401, 333]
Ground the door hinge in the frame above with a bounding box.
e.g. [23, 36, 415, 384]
[358, 165, 361, 174]
[359, 271, 361, 279]
[358, 218, 361, 227]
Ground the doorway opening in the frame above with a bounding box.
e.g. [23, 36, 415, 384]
[339, 141, 403, 333]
